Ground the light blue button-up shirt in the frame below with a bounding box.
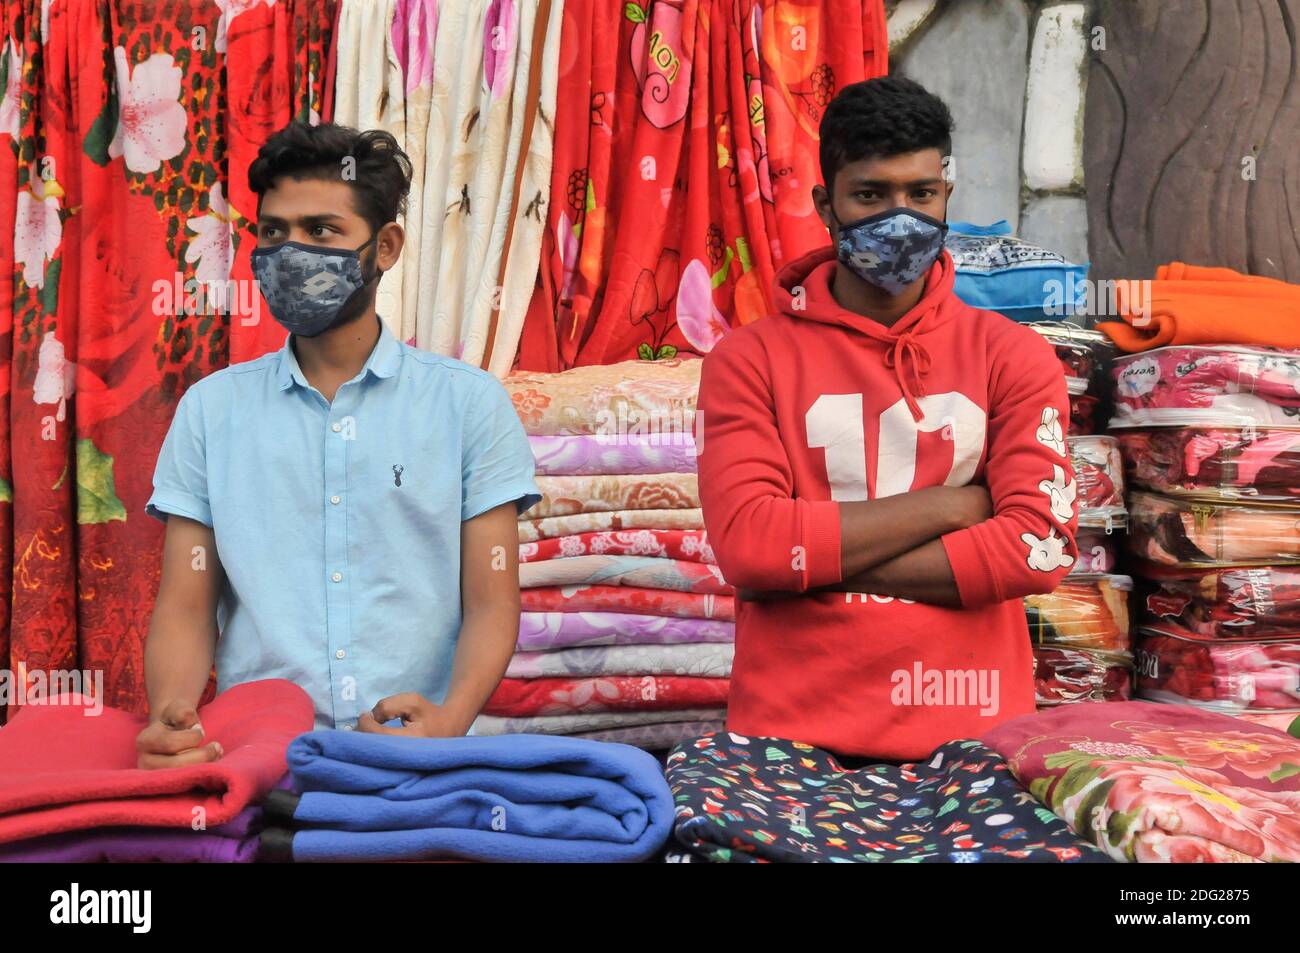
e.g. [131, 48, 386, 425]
[146, 321, 540, 730]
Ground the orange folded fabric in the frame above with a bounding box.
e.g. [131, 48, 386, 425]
[1096, 262, 1300, 352]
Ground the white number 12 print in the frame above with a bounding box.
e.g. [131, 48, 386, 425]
[806, 392, 987, 501]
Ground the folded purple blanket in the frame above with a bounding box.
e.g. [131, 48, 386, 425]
[529, 434, 698, 475]
[519, 611, 735, 651]
[0, 808, 262, 863]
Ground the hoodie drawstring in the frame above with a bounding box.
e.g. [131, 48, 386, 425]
[885, 332, 932, 422]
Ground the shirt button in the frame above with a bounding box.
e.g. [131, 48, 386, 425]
[332, 571, 343, 582]
[330, 495, 341, 505]
[331, 422, 342, 433]
[335, 649, 346, 659]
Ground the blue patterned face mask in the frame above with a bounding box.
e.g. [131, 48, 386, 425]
[251, 236, 378, 337]
[832, 207, 949, 295]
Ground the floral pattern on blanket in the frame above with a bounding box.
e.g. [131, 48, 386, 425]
[983, 701, 1300, 863]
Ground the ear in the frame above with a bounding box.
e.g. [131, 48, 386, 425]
[812, 183, 834, 232]
[376, 221, 405, 272]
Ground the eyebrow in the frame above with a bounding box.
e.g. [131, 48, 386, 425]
[847, 178, 945, 188]
[257, 212, 349, 226]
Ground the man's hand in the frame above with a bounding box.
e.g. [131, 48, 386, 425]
[357, 693, 471, 738]
[135, 700, 223, 770]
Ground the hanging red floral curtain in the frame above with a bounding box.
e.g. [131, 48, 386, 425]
[0, 0, 335, 721]
[515, 0, 888, 370]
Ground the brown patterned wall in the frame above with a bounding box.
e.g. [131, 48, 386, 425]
[1085, 0, 1300, 280]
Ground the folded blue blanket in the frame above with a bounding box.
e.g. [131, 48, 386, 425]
[278, 731, 674, 863]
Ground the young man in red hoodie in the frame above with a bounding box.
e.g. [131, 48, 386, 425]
[697, 77, 1079, 763]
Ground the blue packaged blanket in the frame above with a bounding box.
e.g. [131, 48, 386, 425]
[945, 220, 1090, 323]
[274, 731, 674, 863]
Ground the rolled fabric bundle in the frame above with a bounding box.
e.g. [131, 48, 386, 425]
[506, 359, 700, 436]
[519, 586, 735, 621]
[529, 433, 698, 476]
[505, 643, 734, 679]
[1024, 575, 1133, 653]
[517, 611, 734, 651]
[527, 472, 699, 521]
[518, 555, 731, 595]
[569, 721, 726, 750]
[470, 708, 728, 737]
[518, 508, 704, 542]
[519, 529, 714, 564]
[484, 675, 731, 717]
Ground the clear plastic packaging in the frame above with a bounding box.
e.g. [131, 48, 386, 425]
[1024, 575, 1133, 653]
[1069, 531, 1121, 576]
[1028, 321, 1114, 385]
[1068, 392, 1101, 436]
[1034, 646, 1133, 706]
[1115, 426, 1300, 501]
[1136, 625, 1300, 712]
[1070, 435, 1126, 521]
[1127, 490, 1300, 567]
[1110, 345, 1300, 429]
[1140, 564, 1300, 640]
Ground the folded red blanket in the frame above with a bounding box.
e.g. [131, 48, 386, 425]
[484, 676, 730, 717]
[0, 679, 313, 844]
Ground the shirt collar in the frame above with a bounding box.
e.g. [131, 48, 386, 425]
[275, 320, 403, 392]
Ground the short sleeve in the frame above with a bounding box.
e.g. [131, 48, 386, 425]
[462, 374, 541, 521]
[145, 386, 213, 527]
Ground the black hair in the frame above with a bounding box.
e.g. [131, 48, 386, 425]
[248, 122, 414, 234]
[818, 77, 955, 191]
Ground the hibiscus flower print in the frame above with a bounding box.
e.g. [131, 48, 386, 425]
[184, 182, 234, 284]
[0, 37, 22, 138]
[108, 48, 188, 174]
[14, 182, 62, 289]
[510, 388, 551, 428]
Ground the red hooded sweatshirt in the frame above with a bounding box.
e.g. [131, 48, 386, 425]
[697, 245, 1078, 760]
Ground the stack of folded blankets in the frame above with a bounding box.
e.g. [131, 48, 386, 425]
[1023, 323, 1134, 707]
[471, 359, 733, 751]
[1099, 262, 1300, 717]
[0, 680, 311, 863]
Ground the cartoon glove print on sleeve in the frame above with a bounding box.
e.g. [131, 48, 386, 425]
[1038, 464, 1077, 525]
[1035, 407, 1066, 457]
[1022, 530, 1074, 572]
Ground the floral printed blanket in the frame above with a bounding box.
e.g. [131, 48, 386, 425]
[983, 701, 1300, 862]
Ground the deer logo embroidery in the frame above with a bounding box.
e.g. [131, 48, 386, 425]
[392, 464, 404, 487]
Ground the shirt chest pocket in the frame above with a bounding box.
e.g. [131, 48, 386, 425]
[347, 432, 462, 523]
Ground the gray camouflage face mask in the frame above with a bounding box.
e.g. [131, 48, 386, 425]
[832, 206, 949, 295]
[251, 235, 378, 337]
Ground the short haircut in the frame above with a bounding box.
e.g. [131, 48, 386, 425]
[819, 77, 955, 191]
[248, 121, 413, 233]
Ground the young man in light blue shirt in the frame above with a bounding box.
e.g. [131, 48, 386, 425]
[135, 122, 539, 768]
